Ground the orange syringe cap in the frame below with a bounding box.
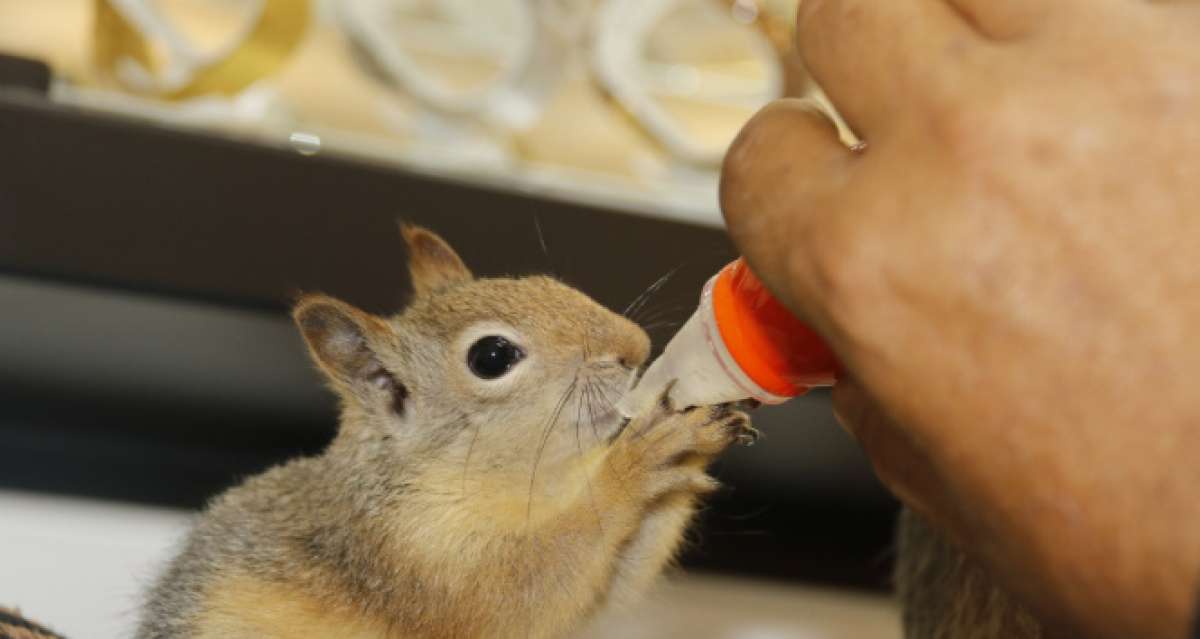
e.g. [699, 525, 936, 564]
[616, 257, 839, 417]
[708, 258, 839, 401]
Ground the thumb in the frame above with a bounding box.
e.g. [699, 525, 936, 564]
[719, 98, 859, 341]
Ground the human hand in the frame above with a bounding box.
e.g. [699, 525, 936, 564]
[720, 2, 1200, 638]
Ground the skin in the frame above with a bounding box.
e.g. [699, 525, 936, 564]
[718, 1, 1200, 638]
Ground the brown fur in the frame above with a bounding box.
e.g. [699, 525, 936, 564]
[194, 575, 389, 639]
[137, 226, 753, 638]
[0, 607, 64, 639]
[895, 508, 1077, 639]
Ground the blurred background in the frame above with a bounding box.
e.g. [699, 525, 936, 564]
[0, 1, 897, 637]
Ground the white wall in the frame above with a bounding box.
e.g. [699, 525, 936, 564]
[0, 489, 191, 638]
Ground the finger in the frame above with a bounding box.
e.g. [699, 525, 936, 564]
[944, 1, 1051, 39]
[944, 0, 1124, 39]
[720, 98, 855, 332]
[1142, 0, 1200, 14]
[796, 0, 981, 137]
[831, 379, 948, 518]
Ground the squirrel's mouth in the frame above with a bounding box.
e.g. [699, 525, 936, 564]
[583, 404, 621, 431]
[571, 395, 624, 444]
[574, 365, 635, 442]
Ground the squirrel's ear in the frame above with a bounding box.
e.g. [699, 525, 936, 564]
[294, 294, 407, 414]
[400, 224, 473, 296]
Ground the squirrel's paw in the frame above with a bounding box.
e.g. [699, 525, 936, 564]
[631, 400, 755, 456]
[667, 404, 756, 457]
[612, 398, 755, 497]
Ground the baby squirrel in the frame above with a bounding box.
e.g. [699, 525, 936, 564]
[137, 225, 755, 639]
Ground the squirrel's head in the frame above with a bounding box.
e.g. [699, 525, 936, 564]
[294, 225, 650, 495]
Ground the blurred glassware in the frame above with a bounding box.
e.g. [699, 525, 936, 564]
[0, 0, 811, 225]
[716, 0, 858, 146]
[720, 0, 810, 95]
[340, 0, 785, 168]
[337, 0, 538, 127]
[93, 0, 310, 99]
[592, 0, 782, 165]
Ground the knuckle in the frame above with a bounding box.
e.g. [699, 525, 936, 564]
[925, 96, 991, 155]
[720, 101, 794, 218]
[924, 89, 1025, 166]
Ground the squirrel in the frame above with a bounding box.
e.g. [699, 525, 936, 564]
[894, 507, 1058, 639]
[136, 225, 756, 639]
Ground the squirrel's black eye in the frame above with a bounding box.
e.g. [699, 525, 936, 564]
[467, 336, 525, 380]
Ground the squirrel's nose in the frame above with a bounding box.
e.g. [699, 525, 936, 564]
[615, 323, 651, 370]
